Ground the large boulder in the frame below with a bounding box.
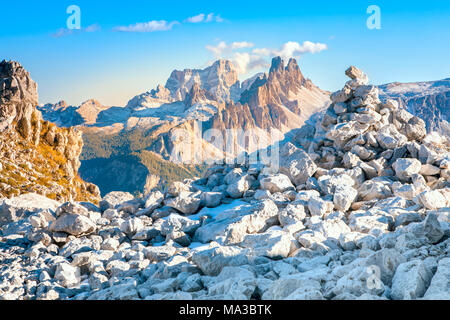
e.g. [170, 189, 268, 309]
[191, 245, 252, 276]
[205, 266, 257, 300]
[308, 196, 334, 218]
[166, 181, 190, 197]
[392, 158, 422, 182]
[143, 190, 164, 212]
[259, 174, 294, 193]
[201, 192, 223, 208]
[226, 175, 255, 199]
[55, 202, 90, 217]
[423, 258, 450, 300]
[391, 260, 433, 300]
[160, 214, 201, 236]
[364, 248, 406, 286]
[54, 263, 81, 288]
[239, 229, 295, 259]
[99, 192, 135, 212]
[405, 116, 426, 141]
[349, 211, 392, 236]
[165, 191, 202, 215]
[0, 193, 60, 226]
[416, 190, 448, 210]
[278, 143, 317, 186]
[318, 174, 355, 195]
[49, 214, 96, 236]
[358, 179, 392, 201]
[326, 121, 370, 149]
[194, 200, 279, 245]
[262, 274, 323, 300]
[345, 66, 369, 84]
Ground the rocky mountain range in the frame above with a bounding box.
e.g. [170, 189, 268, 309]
[39, 57, 331, 195]
[1, 66, 449, 301]
[0, 61, 100, 203]
[37, 59, 449, 197]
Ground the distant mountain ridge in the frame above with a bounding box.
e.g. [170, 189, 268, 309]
[378, 78, 449, 134]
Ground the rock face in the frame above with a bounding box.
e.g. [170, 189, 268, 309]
[0, 60, 38, 139]
[0, 60, 100, 202]
[0, 65, 449, 301]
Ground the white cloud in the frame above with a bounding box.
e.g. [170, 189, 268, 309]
[206, 41, 254, 56]
[84, 24, 101, 32]
[276, 41, 327, 57]
[205, 13, 215, 23]
[213, 14, 224, 23]
[113, 20, 179, 32]
[232, 52, 270, 74]
[186, 14, 205, 23]
[206, 40, 327, 74]
[231, 41, 254, 50]
[186, 13, 225, 24]
[52, 24, 101, 38]
[113, 13, 224, 34]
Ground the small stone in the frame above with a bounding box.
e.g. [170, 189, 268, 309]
[308, 197, 334, 218]
[420, 164, 441, 176]
[393, 158, 422, 182]
[334, 185, 358, 212]
[101, 238, 120, 251]
[120, 218, 144, 236]
[423, 213, 444, 244]
[54, 263, 80, 287]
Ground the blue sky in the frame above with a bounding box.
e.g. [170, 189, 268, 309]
[1, 0, 449, 106]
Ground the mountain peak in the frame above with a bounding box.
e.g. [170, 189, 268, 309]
[269, 56, 301, 75]
[239, 55, 328, 121]
[269, 56, 284, 74]
[80, 99, 106, 108]
[165, 59, 239, 102]
[0, 60, 38, 106]
[286, 57, 300, 72]
[211, 58, 235, 69]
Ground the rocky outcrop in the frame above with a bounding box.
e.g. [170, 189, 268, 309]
[0, 60, 100, 202]
[0, 66, 448, 301]
[0, 60, 38, 140]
